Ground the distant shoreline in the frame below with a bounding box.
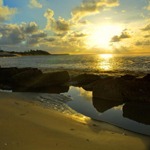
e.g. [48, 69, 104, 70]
[0, 50, 70, 57]
[0, 50, 51, 57]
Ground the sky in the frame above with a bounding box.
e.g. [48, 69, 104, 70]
[0, 0, 150, 54]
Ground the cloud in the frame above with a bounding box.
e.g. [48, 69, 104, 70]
[21, 22, 39, 33]
[27, 31, 47, 45]
[112, 46, 130, 53]
[144, 34, 150, 38]
[44, 9, 71, 33]
[146, 0, 150, 10]
[72, 0, 119, 21]
[0, 0, 17, 22]
[0, 22, 48, 46]
[72, 32, 87, 38]
[0, 0, 3, 6]
[141, 23, 150, 39]
[0, 24, 25, 45]
[44, 37, 56, 42]
[135, 40, 150, 46]
[111, 30, 131, 42]
[141, 24, 150, 31]
[29, 0, 42, 8]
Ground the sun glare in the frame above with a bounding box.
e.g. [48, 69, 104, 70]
[98, 54, 113, 71]
[86, 24, 122, 50]
[100, 54, 113, 59]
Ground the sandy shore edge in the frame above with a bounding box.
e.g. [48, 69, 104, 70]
[0, 92, 150, 150]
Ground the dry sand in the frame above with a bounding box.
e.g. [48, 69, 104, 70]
[0, 92, 150, 150]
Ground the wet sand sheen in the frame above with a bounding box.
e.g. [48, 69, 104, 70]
[0, 92, 150, 150]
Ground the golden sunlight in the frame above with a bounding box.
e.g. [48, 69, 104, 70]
[86, 24, 122, 50]
[98, 54, 113, 71]
[100, 54, 113, 59]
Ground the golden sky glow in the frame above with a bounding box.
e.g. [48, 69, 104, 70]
[86, 24, 123, 50]
[0, 0, 150, 54]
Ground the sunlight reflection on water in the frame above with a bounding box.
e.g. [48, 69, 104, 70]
[98, 54, 113, 71]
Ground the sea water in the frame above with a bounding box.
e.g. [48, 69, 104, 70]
[0, 54, 150, 76]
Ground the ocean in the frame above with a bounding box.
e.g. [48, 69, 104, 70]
[0, 54, 150, 76]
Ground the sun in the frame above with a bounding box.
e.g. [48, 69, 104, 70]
[86, 24, 123, 50]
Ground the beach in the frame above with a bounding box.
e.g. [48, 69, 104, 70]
[1, 0, 150, 149]
[0, 91, 150, 150]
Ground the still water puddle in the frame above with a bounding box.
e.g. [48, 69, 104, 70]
[63, 86, 150, 136]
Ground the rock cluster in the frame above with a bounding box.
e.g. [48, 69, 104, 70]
[0, 67, 70, 93]
[93, 75, 150, 103]
[72, 73, 150, 103]
[71, 73, 150, 125]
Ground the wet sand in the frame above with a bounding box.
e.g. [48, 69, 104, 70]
[0, 92, 150, 150]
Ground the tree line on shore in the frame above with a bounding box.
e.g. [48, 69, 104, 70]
[0, 49, 51, 56]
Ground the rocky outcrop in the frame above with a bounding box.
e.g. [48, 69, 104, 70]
[93, 76, 150, 103]
[120, 74, 136, 80]
[143, 74, 150, 81]
[14, 85, 69, 93]
[71, 73, 100, 86]
[0, 67, 41, 86]
[0, 67, 70, 93]
[93, 78, 123, 101]
[39, 71, 69, 86]
[12, 68, 42, 87]
[121, 79, 150, 102]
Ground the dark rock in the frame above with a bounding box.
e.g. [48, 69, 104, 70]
[0, 67, 41, 85]
[93, 97, 123, 112]
[143, 74, 150, 81]
[12, 68, 42, 87]
[14, 85, 69, 93]
[0, 67, 20, 84]
[122, 79, 150, 102]
[0, 68, 70, 93]
[93, 77, 150, 103]
[82, 82, 97, 91]
[120, 74, 136, 80]
[71, 74, 100, 86]
[123, 102, 150, 125]
[93, 78, 123, 101]
[33, 71, 70, 88]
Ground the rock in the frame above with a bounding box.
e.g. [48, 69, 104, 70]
[13, 71, 70, 92]
[93, 77, 150, 103]
[121, 79, 150, 102]
[14, 85, 69, 93]
[0, 67, 20, 84]
[0, 68, 70, 93]
[71, 74, 100, 86]
[0, 67, 41, 87]
[93, 97, 123, 112]
[120, 74, 136, 80]
[93, 78, 123, 101]
[12, 68, 42, 87]
[143, 74, 150, 81]
[123, 102, 150, 125]
[31, 71, 70, 88]
[82, 82, 97, 91]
